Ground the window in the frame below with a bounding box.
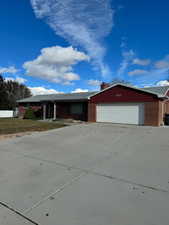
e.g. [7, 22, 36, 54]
[70, 103, 83, 114]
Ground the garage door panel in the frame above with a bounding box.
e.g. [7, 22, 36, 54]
[96, 103, 144, 125]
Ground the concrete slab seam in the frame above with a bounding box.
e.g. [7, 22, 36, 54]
[19, 154, 169, 194]
[23, 172, 87, 214]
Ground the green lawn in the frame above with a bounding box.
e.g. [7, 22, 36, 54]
[0, 118, 66, 135]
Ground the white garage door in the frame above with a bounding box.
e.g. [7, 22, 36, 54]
[96, 103, 144, 125]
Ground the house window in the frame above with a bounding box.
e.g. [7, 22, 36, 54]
[70, 103, 83, 114]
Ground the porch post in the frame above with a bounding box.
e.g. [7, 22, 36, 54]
[53, 102, 57, 120]
[43, 103, 46, 120]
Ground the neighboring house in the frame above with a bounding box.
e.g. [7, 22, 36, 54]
[18, 82, 169, 126]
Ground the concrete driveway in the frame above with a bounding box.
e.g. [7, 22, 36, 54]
[0, 123, 169, 225]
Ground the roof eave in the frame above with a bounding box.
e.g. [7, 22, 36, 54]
[159, 96, 169, 100]
[88, 83, 159, 99]
[18, 98, 89, 103]
[18, 101, 40, 103]
[40, 98, 88, 102]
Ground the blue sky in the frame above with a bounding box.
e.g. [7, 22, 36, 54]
[0, 0, 169, 95]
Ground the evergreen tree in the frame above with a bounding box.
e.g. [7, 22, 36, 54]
[0, 74, 32, 110]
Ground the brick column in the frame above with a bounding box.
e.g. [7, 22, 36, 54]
[144, 101, 163, 126]
[88, 102, 96, 122]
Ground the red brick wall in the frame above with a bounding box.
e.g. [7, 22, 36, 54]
[56, 102, 88, 121]
[18, 105, 42, 118]
[159, 101, 164, 125]
[164, 90, 169, 114]
[164, 100, 169, 114]
[88, 100, 162, 126]
[144, 101, 163, 126]
[19, 102, 88, 121]
[88, 102, 96, 122]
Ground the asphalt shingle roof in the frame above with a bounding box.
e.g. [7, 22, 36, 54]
[18, 84, 169, 103]
[89, 82, 169, 99]
[142, 86, 169, 97]
[17, 91, 98, 103]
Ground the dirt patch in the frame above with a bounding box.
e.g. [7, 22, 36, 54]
[0, 132, 35, 141]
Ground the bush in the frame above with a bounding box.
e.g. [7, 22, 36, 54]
[24, 107, 36, 120]
[34, 108, 43, 119]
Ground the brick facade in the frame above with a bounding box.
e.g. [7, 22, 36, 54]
[144, 101, 163, 126]
[164, 91, 169, 114]
[18, 105, 42, 118]
[56, 102, 88, 121]
[88, 102, 96, 122]
[164, 100, 169, 114]
[19, 102, 88, 121]
[88, 85, 164, 126]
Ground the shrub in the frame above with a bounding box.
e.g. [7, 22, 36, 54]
[34, 108, 43, 119]
[24, 107, 36, 120]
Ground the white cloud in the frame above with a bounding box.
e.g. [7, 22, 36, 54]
[88, 79, 101, 86]
[115, 52, 169, 86]
[117, 50, 135, 76]
[5, 77, 14, 82]
[156, 80, 169, 86]
[23, 46, 89, 85]
[5, 76, 27, 84]
[29, 86, 61, 95]
[16, 77, 27, 84]
[155, 55, 169, 69]
[128, 69, 149, 76]
[30, 0, 114, 77]
[127, 54, 169, 83]
[71, 88, 88, 93]
[133, 58, 150, 66]
[0, 66, 18, 74]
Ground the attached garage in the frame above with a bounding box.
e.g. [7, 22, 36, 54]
[96, 103, 144, 125]
[88, 83, 169, 126]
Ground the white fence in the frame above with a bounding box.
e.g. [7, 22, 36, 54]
[0, 110, 14, 118]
